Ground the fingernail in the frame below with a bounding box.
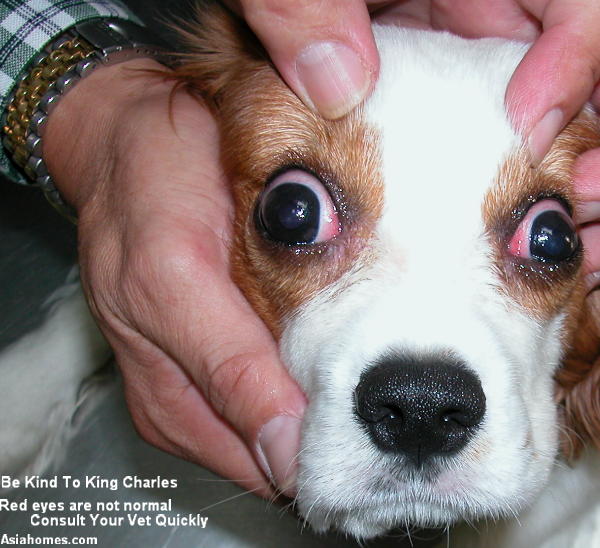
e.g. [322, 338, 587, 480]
[256, 415, 302, 497]
[585, 271, 600, 291]
[528, 108, 564, 166]
[296, 41, 371, 119]
[577, 201, 600, 224]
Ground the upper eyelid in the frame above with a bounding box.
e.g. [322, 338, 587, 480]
[267, 168, 326, 190]
[261, 164, 346, 217]
[511, 193, 573, 220]
[264, 163, 322, 187]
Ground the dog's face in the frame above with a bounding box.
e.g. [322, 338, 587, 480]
[176, 6, 600, 539]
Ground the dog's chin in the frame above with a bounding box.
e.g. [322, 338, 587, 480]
[295, 477, 548, 540]
[292, 412, 558, 539]
[298, 500, 465, 539]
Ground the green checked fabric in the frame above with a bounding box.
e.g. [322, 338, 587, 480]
[0, 0, 140, 184]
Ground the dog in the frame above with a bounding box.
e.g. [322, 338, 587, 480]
[2, 2, 600, 546]
[172, 3, 600, 541]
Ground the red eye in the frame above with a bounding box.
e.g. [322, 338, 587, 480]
[508, 199, 579, 262]
[257, 169, 340, 245]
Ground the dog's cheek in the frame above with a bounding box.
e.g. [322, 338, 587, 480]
[222, 112, 384, 339]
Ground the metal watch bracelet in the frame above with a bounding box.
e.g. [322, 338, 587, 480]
[2, 18, 170, 221]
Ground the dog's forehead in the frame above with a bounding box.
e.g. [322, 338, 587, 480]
[364, 26, 526, 257]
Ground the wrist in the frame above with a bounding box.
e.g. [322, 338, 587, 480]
[43, 58, 172, 211]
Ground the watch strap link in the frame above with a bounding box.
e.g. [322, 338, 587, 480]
[1, 19, 169, 220]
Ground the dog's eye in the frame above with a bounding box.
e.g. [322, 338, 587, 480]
[509, 199, 579, 262]
[257, 169, 340, 245]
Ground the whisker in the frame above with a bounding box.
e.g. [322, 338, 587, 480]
[196, 485, 264, 513]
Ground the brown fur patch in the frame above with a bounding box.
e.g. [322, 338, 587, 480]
[172, 2, 384, 337]
[483, 112, 600, 456]
[483, 114, 600, 320]
[556, 291, 600, 458]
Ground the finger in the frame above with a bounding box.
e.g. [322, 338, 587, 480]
[574, 147, 600, 212]
[106, 331, 275, 497]
[506, 0, 600, 163]
[370, 0, 434, 28]
[580, 224, 600, 288]
[117, 222, 306, 495]
[152, 102, 307, 495]
[429, 0, 540, 40]
[81, 93, 307, 495]
[225, 0, 378, 119]
[573, 147, 600, 288]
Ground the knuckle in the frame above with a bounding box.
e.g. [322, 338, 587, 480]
[122, 375, 180, 452]
[84, 223, 225, 341]
[130, 411, 182, 458]
[126, 398, 162, 446]
[205, 350, 266, 420]
[121, 231, 212, 295]
[124, 376, 203, 464]
[119, 238, 186, 312]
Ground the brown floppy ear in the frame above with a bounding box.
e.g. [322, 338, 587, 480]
[556, 284, 600, 459]
[170, 1, 269, 109]
[539, 110, 600, 459]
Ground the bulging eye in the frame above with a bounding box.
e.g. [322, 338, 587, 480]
[257, 169, 340, 245]
[508, 199, 579, 263]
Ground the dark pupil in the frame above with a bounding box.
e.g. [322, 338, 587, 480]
[529, 210, 578, 262]
[260, 183, 320, 244]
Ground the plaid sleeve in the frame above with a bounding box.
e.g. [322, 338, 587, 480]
[0, 0, 141, 184]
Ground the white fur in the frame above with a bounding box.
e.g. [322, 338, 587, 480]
[281, 27, 575, 538]
[451, 447, 600, 547]
[0, 269, 111, 480]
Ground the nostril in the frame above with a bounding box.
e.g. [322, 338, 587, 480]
[374, 405, 404, 425]
[355, 393, 404, 424]
[385, 406, 403, 422]
[353, 352, 486, 466]
[439, 408, 476, 428]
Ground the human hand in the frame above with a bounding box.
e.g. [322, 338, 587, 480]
[229, 0, 600, 287]
[43, 59, 306, 497]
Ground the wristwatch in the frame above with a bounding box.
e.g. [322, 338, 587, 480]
[2, 18, 170, 221]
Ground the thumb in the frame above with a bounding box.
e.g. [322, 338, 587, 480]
[506, 1, 600, 164]
[227, 0, 378, 119]
[131, 228, 308, 494]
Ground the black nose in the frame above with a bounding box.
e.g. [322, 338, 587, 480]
[354, 353, 486, 467]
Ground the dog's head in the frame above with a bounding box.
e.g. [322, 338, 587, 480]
[175, 4, 600, 538]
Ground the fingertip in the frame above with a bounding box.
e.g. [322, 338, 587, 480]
[506, 23, 600, 164]
[241, 0, 378, 119]
[586, 271, 600, 292]
[256, 414, 303, 497]
[505, 49, 567, 165]
[200, 343, 307, 494]
[576, 202, 600, 225]
[527, 108, 565, 166]
[295, 40, 373, 119]
[581, 223, 600, 286]
[574, 148, 600, 198]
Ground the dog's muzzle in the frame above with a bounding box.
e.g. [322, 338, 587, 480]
[354, 352, 486, 467]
